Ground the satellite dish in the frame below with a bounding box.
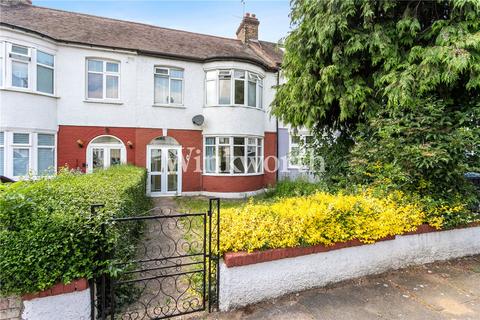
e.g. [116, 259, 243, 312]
[192, 115, 205, 126]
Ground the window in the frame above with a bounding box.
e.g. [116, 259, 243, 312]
[0, 42, 4, 87]
[154, 67, 184, 105]
[87, 59, 120, 100]
[205, 69, 264, 108]
[289, 134, 314, 168]
[37, 134, 55, 175]
[10, 45, 30, 89]
[204, 136, 263, 175]
[86, 135, 126, 173]
[12, 133, 30, 177]
[36, 51, 54, 94]
[0, 132, 4, 176]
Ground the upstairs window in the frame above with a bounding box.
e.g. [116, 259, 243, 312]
[87, 59, 120, 100]
[10, 44, 30, 89]
[36, 51, 54, 94]
[205, 69, 263, 109]
[154, 67, 184, 105]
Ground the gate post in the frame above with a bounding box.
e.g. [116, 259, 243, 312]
[208, 198, 220, 312]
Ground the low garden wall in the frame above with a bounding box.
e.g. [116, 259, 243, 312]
[219, 224, 480, 311]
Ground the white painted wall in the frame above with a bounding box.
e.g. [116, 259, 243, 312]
[219, 226, 480, 311]
[22, 289, 90, 320]
[0, 27, 278, 136]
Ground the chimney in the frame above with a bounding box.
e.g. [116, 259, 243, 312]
[0, 0, 32, 5]
[236, 13, 259, 43]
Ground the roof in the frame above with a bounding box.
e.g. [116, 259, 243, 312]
[0, 3, 283, 70]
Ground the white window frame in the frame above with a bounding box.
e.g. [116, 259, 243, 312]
[36, 50, 55, 95]
[153, 66, 184, 106]
[11, 132, 32, 178]
[36, 133, 57, 176]
[0, 42, 5, 88]
[288, 133, 313, 169]
[204, 69, 264, 109]
[203, 136, 264, 176]
[86, 58, 121, 101]
[7, 43, 32, 90]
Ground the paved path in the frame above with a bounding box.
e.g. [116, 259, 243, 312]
[203, 255, 480, 320]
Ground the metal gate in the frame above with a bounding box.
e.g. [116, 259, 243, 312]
[90, 198, 220, 320]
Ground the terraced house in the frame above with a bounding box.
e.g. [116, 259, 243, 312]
[0, 0, 295, 197]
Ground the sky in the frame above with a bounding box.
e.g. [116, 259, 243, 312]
[31, 0, 292, 43]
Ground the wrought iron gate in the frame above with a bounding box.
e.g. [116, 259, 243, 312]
[91, 198, 220, 320]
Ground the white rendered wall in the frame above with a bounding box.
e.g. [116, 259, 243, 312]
[219, 226, 480, 311]
[22, 289, 90, 320]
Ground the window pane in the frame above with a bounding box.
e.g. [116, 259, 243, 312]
[205, 146, 216, 173]
[13, 133, 29, 144]
[168, 174, 178, 192]
[258, 85, 263, 108]
[155, 68, 168, 75]
[12, 61, 28, 88]
[12, 45, 28, 55]
[206, 80, 216, 106]
[88, 60, 103, 72]
[247, 145, 256, 173]
[233, 145, 245, 173]
[219, 145, 231, 173]
[88, 73, 103, 98]
[205, 137, 215, 145]
[234, 79, 245, 105]
[106, 75, 119, 99]
[291, 136, 301, 144]
[170, 69, 183, 78]
[151, 175, 162, 192]
[13, 148, 29, 176]
[233, 137, 244, 145]
[37, 65, 54, 94]
[37, 51, 54, 67]
[150, 149, 162, 172]
[219, 137, 230, 144]
[168, 149, 178, 173]
[106, 62, 118, 72]
[154, 75, 169, 104]
[38, 148, 54, 175]
[38, 134, 54, 146]
[219, 76, 231, 104]
[110, 148, 121, 166]
[170, 79, 182, 104]
[248, 80, 256, 107]
[234, 70, 245, 79]
[92, 136, 121, 144]
[0, 147, 3, 176]
[92, 148, 104, 170]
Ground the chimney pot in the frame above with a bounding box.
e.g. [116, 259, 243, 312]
[236, 13, 260, 44]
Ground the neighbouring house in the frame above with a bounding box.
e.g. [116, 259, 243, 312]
[0, 0, 310, 196]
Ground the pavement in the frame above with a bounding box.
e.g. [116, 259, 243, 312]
[203, 255, 480, 320]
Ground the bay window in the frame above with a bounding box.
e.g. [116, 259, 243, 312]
[205, 69, 263, 108]
[204, 136, 263, 175]
[87, 59, 120, 100]
[154, 67, 184, 105]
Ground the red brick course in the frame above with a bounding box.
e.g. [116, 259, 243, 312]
[57, 125, 277, 193]
[21, 279, 88, 301]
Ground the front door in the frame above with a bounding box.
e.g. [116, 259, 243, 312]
[147, 146, 182, 196]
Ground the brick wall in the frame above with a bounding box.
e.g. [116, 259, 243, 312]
[0, 296, 21, 320]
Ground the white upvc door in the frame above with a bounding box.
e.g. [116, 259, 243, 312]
[147, 145, 182, 196]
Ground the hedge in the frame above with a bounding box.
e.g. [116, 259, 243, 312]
[220, 191, 449, 253]
[0, 165, 150, 295]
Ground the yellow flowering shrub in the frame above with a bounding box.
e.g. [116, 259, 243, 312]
[220, 191, 428, 253]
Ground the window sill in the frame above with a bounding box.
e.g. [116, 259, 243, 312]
[202, 172, 264, 177]
[203, 105, 265, 112]
[152, 104, 186, 109]
[83, 99, 124, 105]
[0, 87, 59, 99]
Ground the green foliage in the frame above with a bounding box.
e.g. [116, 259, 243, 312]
[266, 179, 326, 198]
[0, 166, 150, 295]
[274, 0, 480, 215]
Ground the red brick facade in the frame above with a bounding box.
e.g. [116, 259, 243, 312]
[57, 125, 277, 193]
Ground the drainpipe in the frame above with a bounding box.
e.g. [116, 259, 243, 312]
[275, 70, 280, 183]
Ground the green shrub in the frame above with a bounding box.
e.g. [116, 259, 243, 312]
[266, 179, 326, 198]
[0, 165, 150, 295]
